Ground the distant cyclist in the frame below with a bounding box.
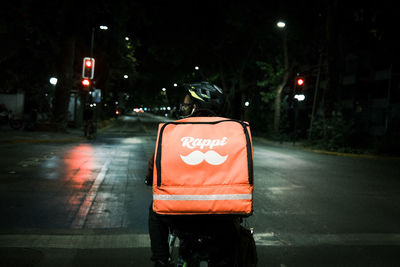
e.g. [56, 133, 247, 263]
[83, 105, 94, 138]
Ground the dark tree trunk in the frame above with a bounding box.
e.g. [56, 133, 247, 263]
[52, 35, 76, 131]
[274, 30, 289, 134]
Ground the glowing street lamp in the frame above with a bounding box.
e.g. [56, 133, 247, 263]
[49, 77, 58, 85]
[277, 21, 286, 28]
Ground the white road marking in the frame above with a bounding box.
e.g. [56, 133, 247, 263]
[0, 234, 150, 248]
[70, 159, 111, 229]
[1, 233, 400, 249]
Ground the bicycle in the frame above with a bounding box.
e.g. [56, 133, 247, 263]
[168, 217, 249, 267]
[84, 119, 97, 139]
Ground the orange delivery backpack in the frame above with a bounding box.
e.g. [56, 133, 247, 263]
[152, 116, 254, 215]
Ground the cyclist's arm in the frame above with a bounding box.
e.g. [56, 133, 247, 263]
[145, 152, 155, 186]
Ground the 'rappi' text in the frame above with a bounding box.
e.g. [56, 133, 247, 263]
[181, 137, 228, 149]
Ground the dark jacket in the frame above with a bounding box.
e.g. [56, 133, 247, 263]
[83, 108, 94, 121]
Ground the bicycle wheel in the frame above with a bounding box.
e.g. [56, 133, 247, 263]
[169, 234, 179, 265]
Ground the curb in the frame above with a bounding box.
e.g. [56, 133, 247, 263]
[309, 149, 400, 160]
[253, 136, 400, 160]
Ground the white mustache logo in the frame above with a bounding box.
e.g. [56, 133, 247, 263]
[180, 150, 228, 165]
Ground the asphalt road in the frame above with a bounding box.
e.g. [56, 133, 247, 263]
[0, 112, 400, 266]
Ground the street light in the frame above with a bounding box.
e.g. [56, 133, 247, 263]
[173, 83, 178, 87]
[277, 21, 286, 28]
[195, 66, 199, 70]
[124, 75, 128, 79]
[272, 20, 289, 134]
[162, 88, 166, 92]
[49, 77, 58, 85]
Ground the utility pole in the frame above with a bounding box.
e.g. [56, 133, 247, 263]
[274, 21, 289, 135]
[308, 50, 323, 140]
[90, 27, 95, 58]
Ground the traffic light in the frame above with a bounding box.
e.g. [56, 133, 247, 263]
[294, 76, 306, 101]
[294, 77, 305, 94]
[82, 57, 95, 79]
[297, 78, 304, 87]
[81, 78, 91, 91]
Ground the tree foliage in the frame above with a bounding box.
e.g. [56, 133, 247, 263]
[1, 1, 139, 126]
[256, 60, 285, 104]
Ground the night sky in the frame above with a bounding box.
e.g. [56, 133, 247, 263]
[123, 1, 399, 87]
[2, 1, 398, 91]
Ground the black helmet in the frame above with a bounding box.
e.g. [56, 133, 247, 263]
[183, 81, 224, 115]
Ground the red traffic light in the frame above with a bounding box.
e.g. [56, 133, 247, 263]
[297, 78, 304, 86]
[85, 59, 93, 68]
[82, 79, 91, 87]
[82, 57, 95, 79]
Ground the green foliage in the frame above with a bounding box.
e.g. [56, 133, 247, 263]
[256, 59, 284, 87]
[256, 59, 284, 104]
[308, 110, 355, 151]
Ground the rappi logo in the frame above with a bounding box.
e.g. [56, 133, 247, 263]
[180, 137, 228, 165]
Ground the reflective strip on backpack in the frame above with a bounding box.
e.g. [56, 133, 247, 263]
[153, 194, 252, 201]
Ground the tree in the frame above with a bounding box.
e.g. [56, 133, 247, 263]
[1, 0, 139, 128]
[51, 2, 79, 128]
[273, 28, 289, 134]
[0, 1, 57, 94]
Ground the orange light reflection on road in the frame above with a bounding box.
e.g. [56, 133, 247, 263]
[64, 144, 96, 190]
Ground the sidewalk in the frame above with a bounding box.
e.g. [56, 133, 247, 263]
[253, 136, 307, 149]
[0, 119, 116, 144]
